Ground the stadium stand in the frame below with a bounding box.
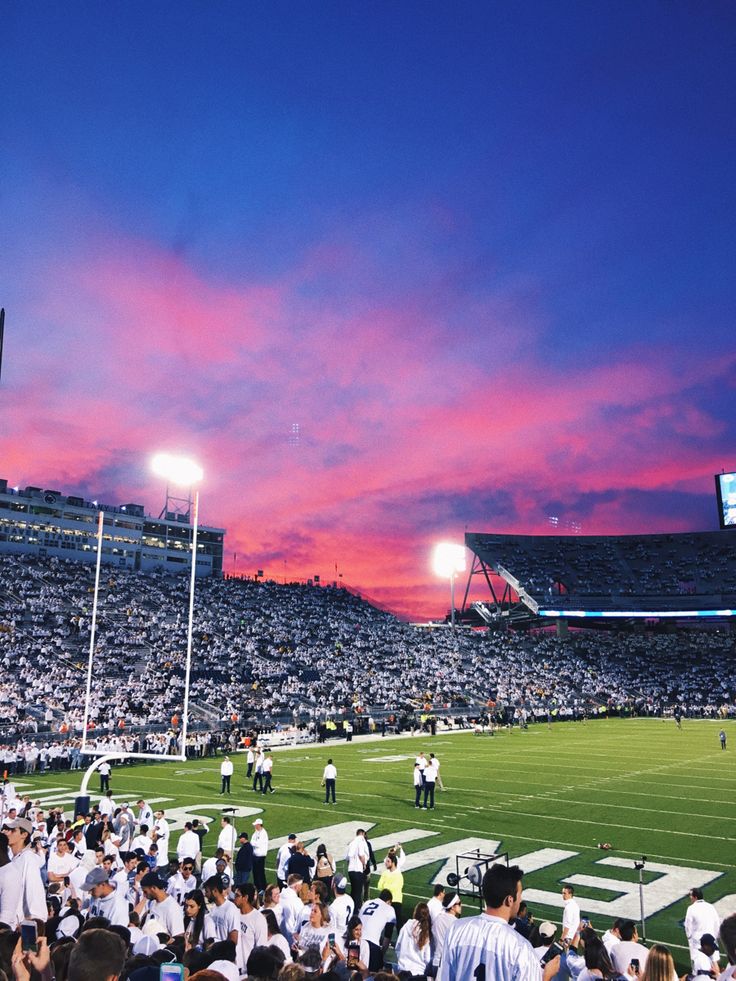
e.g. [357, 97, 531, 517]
[1, 553, 735, 768]
[465, 530, 736, 614]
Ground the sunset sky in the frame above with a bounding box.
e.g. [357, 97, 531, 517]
[2, 2, 735, 618]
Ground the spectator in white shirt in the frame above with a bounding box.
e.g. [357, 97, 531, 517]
[176, 822, 201, 864]
[427, 884, 445, 923]
[561, 885, 581, 940]
[610, 920, 649, 975]
[139, 871, 185, 939]
[346, 829, 370, 901]
[685, 889, 721, 968]
[322, 759, 337, 804]
[280, 874, 306, 944]
[438, 864, 559, 981]
[204, 873, 240, 945]
[4, 818, 46, 921]
[251, 819, 269, 894]
[217, 816, 237, 858]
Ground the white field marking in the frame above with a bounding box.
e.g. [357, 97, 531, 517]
[363, 755, 416, 763]
[87, 772, 736, 843]
[269, 822, 438, 858]
[509, 792, 736, 822]
[57, 786, 734, 872]
[395, 888, 695, 953]
[26, 793, 173, 810]
[262, 813, 720, 927]
[161, 803, 265, 833]
[402, 843, 575, 889]
[545, 855, 722, 921]
[715, 895, 736, 919]
[568, 785, 736, 807]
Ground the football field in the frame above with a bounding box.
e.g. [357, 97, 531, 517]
[17, 718, 736, 971]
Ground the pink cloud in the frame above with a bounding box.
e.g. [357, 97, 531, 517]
[1, 224, 734, 619]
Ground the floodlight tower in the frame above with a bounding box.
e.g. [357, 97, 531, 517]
[150, 453, 204, 756]
[433, 542, 466, 632]
[78, 455, 203, 806]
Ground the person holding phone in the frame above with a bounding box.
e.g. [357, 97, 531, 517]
[610, 920, 649, 976]
[345, 916, 370, 972]
[12, 933, 54, 981]
[296, 900, 332, 954]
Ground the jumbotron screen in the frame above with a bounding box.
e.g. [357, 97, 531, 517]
[715, 472, 736, 529]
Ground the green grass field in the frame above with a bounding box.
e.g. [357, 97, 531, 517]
[16, 718, 736, 972]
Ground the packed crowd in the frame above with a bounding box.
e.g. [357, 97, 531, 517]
[1, 555, 735, 753]
[468, 531, 736, 600]
[0, 785, 733, 981]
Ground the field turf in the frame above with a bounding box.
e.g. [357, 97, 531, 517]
[16, 718, 736, 971]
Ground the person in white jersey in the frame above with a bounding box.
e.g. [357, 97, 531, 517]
[358, 888, 396, 972]
[438, 864, 560, 981]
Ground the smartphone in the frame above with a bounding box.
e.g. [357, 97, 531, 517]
[630, 959, 640, 975]
[541, 941, 565, 964]
[328, 931, 336, 947]
[160, 966, 185, 981]
[581, 917, 590, 928]
[21, 920, 38, 953]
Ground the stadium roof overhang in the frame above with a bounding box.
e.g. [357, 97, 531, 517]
[462, 530, 736, 626]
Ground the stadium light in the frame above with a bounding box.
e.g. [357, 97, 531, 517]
[150, 453, 203, 761]
[433, 542, 466, 631]
[78, 453, 204, 792]
[151, 452, 203, 487]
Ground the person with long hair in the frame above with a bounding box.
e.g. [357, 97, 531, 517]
[183, 888, 208, 950]
[314, 843, 335, 893]
[296, 901, 332, 954]
[574, 933, 638, 981]
[263, 883, 284, 926]
[395, 901, 433, 978]
[639, 944, 677, 981]
[262, 907, 292, 964]
[345, 917, 370, 973]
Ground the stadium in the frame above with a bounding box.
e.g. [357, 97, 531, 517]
[3, 3, 736, 980]
[0, 470, 734, 979]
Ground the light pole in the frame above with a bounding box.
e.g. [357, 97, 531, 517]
[433, 543, 466, 631]
[151, 454, 203, 760]
[76, 454, 204, 813]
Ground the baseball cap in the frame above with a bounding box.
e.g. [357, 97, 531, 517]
[209, 961, 239, 981]
[82, 867, 110, 890]
[253, 818, 263, 826]
[2, 818, 33, 835]
[333, 874, 348, 892]
[133, 935, 162, 956]
[538, 921, 556, 940]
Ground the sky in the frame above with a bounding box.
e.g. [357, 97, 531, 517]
[1, 1, 735, 619]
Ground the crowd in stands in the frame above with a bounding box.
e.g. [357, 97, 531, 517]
[467, 530, 736, 603]
[1, 554, 735, 759]
[0, 787, 733, 981]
